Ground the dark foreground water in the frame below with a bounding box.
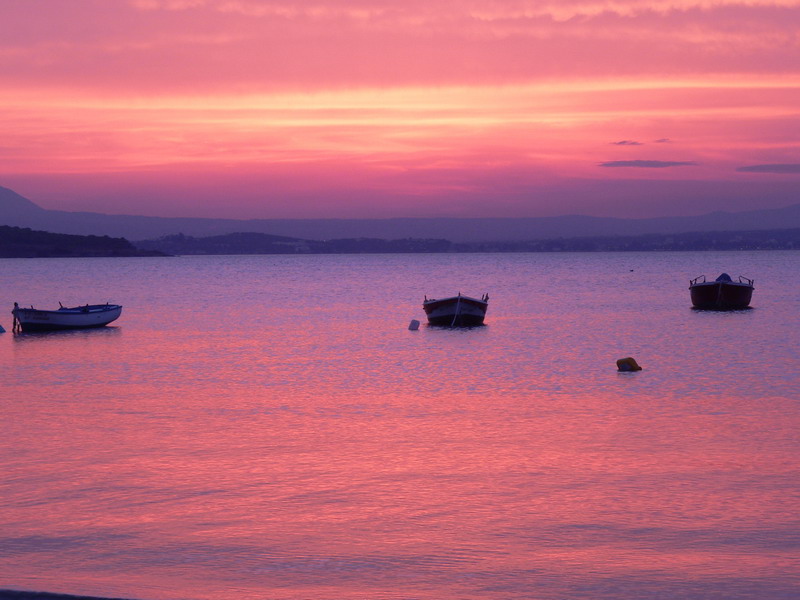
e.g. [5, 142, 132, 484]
[1, 252, 798, 600]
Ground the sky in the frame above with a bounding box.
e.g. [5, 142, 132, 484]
[1, 0, 799, 219]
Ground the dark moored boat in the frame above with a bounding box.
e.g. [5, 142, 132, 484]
[689, 273, 753, 310]
[12, 302, 123, 332]
[422, 292, 488, 326]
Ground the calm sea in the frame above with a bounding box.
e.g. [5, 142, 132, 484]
[1, 252, 798, 600]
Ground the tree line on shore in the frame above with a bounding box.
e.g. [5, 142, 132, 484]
[1, 224, 798, 258]
[134, 228, 800, 254]
[0, 225, 162, 258]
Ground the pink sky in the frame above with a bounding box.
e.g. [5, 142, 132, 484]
[1, 0, 799, 219]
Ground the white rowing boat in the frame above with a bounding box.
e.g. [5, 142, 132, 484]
[12, 302, 123, 332]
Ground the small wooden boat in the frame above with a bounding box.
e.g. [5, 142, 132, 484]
[689, 273, 753, 310]
[12, 302, 122, 332]
[422, 292, 488, 326]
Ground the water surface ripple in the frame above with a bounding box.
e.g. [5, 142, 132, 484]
[1, 252, 798, 599]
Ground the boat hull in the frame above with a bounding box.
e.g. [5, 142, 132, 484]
[422, 295, 488, 327]
[13, 304, 122, 332]
[690, 282, 753, 310]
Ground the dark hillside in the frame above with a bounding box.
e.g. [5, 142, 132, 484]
[0, 225, 164, 258]
[135, 228, 800, 255]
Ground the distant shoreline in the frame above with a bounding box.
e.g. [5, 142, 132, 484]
[0, 225, 163, 259]
[134, 228, 800, 255]
[4, 247, 799, 259]
[0, 591, 135, 600]
[2, 223, 798, 258]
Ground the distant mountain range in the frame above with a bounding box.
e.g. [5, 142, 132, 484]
[2, 185, 800, 243]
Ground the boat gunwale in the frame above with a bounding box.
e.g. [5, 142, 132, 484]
[423, 295, 487, 308]
[14, 304, 122, 316]
[689, 281, 753, 289]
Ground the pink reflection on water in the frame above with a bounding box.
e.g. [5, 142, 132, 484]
[2, 379, 797, 599]
[1, 253, 798, 599]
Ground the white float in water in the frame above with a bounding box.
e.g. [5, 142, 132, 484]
[408, 319, 420, 331]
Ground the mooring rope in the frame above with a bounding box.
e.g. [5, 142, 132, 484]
[450, 294, 461, 327]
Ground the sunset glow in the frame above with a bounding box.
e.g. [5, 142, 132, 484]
[1, 0, 799, 218]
